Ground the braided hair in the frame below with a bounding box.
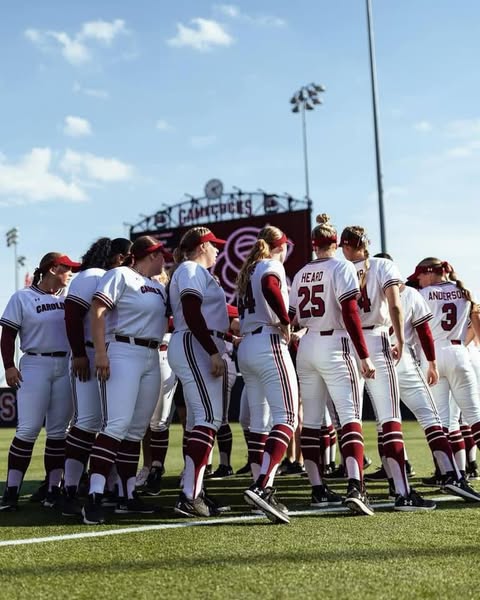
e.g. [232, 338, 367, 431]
[340, 225, 370, 289]
[80, 237, 132, 271]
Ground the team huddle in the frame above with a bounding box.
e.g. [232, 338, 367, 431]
[1, 215, 480, 526]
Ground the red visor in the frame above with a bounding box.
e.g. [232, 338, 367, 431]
[199, 232, 227, 246]
[135, 242, 173, 262]
[270, 233, 292, 248]
[53, 255, 82, 272]
[407, 262, 451, 281]
[312, 234, 337, 247]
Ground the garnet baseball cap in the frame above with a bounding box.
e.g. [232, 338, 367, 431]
[53, 255, 82, 272]
[134, 241, 173, 262]
[198, 231, 227, 246]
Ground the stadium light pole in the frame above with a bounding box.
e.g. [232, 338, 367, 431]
[6, 227, 20, 291]
[366, 0, 387, 252]
[290, 82, 325, 202]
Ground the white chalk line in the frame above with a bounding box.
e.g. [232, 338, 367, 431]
[0, 494, 466, 548]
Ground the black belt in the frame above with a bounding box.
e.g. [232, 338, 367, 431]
[27, 351, 68, 357]
[362, 326, 375, 330]
[85, 341, 94, 348]
[319, 330, 334, 336]
[115, 334, 160, 349]
[451, 340, 462, 345]
[251, 326, 263, 335]
[208, 330, 227, 340]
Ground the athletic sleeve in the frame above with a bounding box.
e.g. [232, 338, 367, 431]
[410, 288, 433, 328]
[176, 262, 206, 302]
[65, 300, 89, 358]
[261, 274, 290, 325]
[181, 294, 218, 355]
[1, 324, 17, 369]
[336, 261, 360, 303]
[378, 259, 402, 291]
[416, 321, 435, 361]
[341, 297, 369, 359]
[92, 267, 127, 310]
[0, 292, 23, 331]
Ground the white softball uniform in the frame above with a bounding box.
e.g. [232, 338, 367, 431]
[168, 261, 229, 431]
[237, 259, 298, 434]
[449, 343, 480, 430]
[67, 268, 106, 432]
[352, 257, 402, 425]
[289, 257, 362, 428]
[0, 285, 72, 440]
[149, 333, 178, 432]
[393, 286, 441, 429]
[93, 267, 168, 441]
[419, 282, 480, 428]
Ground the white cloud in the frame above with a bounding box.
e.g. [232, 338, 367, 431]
[0, 148, 87, 203]
[167, 18, 233, 51]
[79, 19, 127, 45]
[414, 120, 433, 133]
[24, 19, 128, 66]
[156, 119, 171, 131]
[190, 135, 217, 148]
[63, 116, 92, 137]
[215, 4, 286, 27]
[445, 118, 480, 139]
[73, 81, 109, 99]
[60, 149, 134, 182]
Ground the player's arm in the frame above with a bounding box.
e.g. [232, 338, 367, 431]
[415, 320, 438, 385]
[0, 325, 22, 388]
[341, 296, 375, 379]
[385, 284, 404, 363]
[181, 293, 225, 377]
[90, 298, 110, 382]
[261, 274, 290, 343]
[65, 299, 90, 382]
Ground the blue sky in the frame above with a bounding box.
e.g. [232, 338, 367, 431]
[1, 0, 480, 317]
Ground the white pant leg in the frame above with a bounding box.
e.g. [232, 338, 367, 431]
[168, 331, 225, 431]
[150, 349, 178, 432]
[238, 384, 250, 430]
[70, 346, 102, 433]
[449, 394, 462, 431]
[45, 356, 74, 438]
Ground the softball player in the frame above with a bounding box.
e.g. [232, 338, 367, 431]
[341, 226, 435, 511]
[408, 257, 480, 464]
[82, 236, 169, 525]
[236, 225, 298, 524]
[62, 237, 132, 516]
[0, 252, 81, 511]
[290, 214, 375, 515]
[167, 227, 230, 518]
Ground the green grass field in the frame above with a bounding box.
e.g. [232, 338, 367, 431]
[1, 422, 480, 600]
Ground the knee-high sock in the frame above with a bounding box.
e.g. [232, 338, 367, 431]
[217, 424, 233, 466]
[248, 432, 268, 481]
[150, 428, 170, 468]
[184, 426, 215, 499]
[319, 426, 331, 473]
[6, 436, 35, 489]
[341, 422, 364, 484]
[461, 424, 477, 464]
[301, 427, 322, 486]
[448, 429, 466, 473]
[64, 426, 97, 488]
[425, 425, 459, 477]
[44, 438, 66, 491]
[382, 421, 409, 496]
[256, 425, 293, 489]
[89, 433, 121, 495]
[116, 439, 141, 499]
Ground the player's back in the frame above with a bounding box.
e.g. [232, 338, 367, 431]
[419, 281, 470, 342]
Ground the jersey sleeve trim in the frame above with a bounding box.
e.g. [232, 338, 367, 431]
[65, 295, 91, 310]
[179, 289, 203, 301]
[382, 279, 401, 291]
[412, 313, 433, 328]
[338, 289, 359, 303]
[0, 318, 20, 331]
[92, 292, 114, 310]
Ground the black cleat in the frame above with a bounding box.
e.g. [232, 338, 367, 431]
[421, 473, 443, 487]
[61, 486, 82, 516]
[201, 489, 231, 514]
[82, 493, 106, 525]
[324, 464, 346, 479]
[363, 455, 373, 470]
[235, 462, 252, 475]
[144, 466, 164, 496]
[174, 492, 212, 518]
[443, 477, 480, 502]
[29, 478, 48, 503]
[42, 486, 62, 508]
[205, 464, 234, 480]
[363, 467, 387, 481]
[0, 486, 19, 512]
[394, 488, 436, 512]
[278, 461, 306, 476]
[344, 482, 374, 516]
[311, 484, 343, 508]
[406, 460, 416, 477]
[115, 492, 157, 514]
[244, 485, 290, 524]
[467, 461, 480, 481]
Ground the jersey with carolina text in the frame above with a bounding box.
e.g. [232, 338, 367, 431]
[238, 259, 288, 335]
[419, 281, 471, 342]
[352, 257, 402, 327]
[0, 284, 69, 353]
[169, 261, 229, 333]
[66, 268, 106, 343]
[93, 266, 167, 341]
[289, 257, 359, 331]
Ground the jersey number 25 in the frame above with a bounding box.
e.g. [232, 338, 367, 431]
[298, 284, 325, 318]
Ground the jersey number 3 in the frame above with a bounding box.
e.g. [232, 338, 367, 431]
[238, 281, 256, 318]
[298, 285, 325, 318]
[441, 302, 457, 331]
